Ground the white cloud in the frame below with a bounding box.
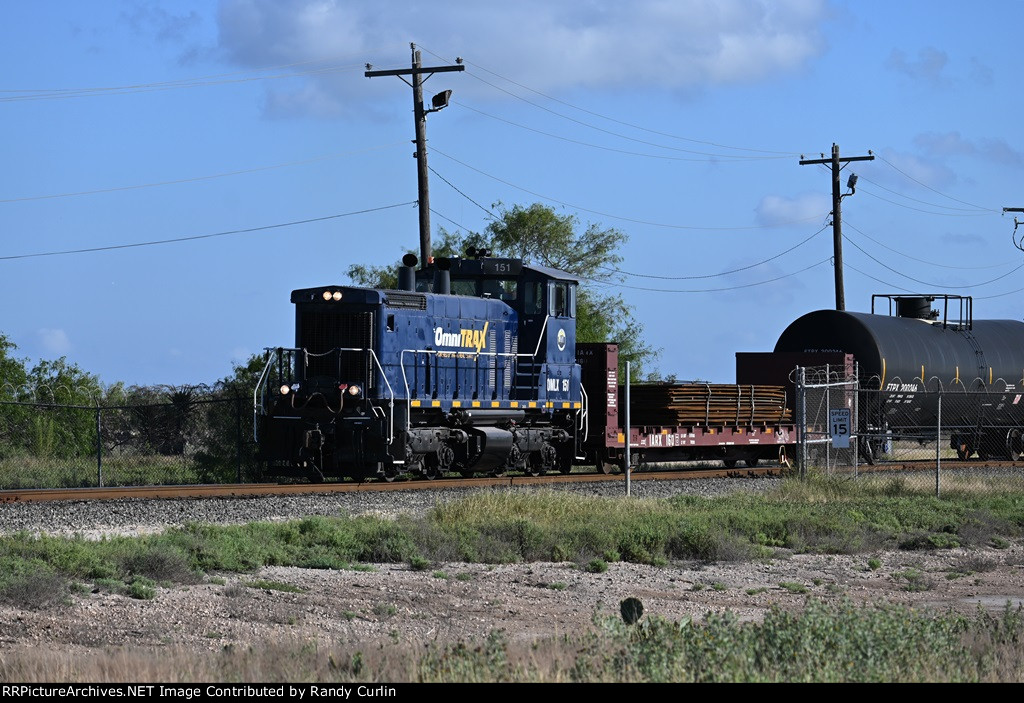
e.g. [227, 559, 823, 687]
[37, 328, 71, 356]
[216, 0, 828, 116]
[755, 192, 830, 227]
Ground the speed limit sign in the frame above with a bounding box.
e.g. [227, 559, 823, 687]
[830, 408, 851, 448]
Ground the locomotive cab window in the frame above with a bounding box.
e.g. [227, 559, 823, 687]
[550, 281, 573, 318]
[523, 282, 543, 315]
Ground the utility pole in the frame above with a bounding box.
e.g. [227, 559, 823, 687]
[366, 44, 464, 266]
[800, 144, 874, 311]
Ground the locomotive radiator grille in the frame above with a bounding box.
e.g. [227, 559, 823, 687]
[298, 309, 375, 386]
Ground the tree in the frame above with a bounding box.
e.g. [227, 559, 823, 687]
[347, 203, 659, 378]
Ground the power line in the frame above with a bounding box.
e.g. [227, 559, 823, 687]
[0, 143, 407, 204]
[856, 174, 992, 213]
[417, 45, 803, 157]
[431, 147, 829, 231]
[843, 220, 1008, 270]
[844, 261, 915, 293]
[877, 154, 994, 212]
[600, 225, 828, 280]
[839, 233, 1024, 288]
[579, 258, 831, 293]
[454, 102, 775, 163]
[0, 54, 380, 103]
[427, 165, 496, 218]
[457, 80, 784, 161]
[0, 202, 416, 261]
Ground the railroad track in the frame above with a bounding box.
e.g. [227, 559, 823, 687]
[0, 466, 784, 503]
[2, 458, 1015, 504]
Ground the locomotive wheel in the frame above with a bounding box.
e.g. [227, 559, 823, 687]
[522, 457, 541, 477]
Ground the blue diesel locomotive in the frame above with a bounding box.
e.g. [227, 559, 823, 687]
[255, 251, 584, 480]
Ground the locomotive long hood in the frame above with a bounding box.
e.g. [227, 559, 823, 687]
[774, 310, 1024, 390]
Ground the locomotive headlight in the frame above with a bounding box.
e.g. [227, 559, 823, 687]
[332, 291, 343, 301]
[279, 384, 291, 395]
[347, 384, 361, 397]
[322, 290, 332, 301]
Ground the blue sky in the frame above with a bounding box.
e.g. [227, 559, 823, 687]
[1, 1, 1022, 387]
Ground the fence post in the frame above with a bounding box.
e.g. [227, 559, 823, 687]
[797, 366, 806, 479]
[235, 393, 243, 483]
[936, 393, 941, 498]
[825, 364, 831, 473]
[95, 404, 103, 487]
[624, 360, 631, 498]
[853, 363, 859, 479]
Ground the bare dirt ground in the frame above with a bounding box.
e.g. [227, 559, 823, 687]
[3, 543, 1024, 659]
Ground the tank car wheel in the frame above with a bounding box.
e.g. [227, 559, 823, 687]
[859, 438, 876, 465]
[1007, 429, 1023, 462]
[955, 442, 973, 460]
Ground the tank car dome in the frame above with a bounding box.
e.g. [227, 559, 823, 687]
[774, 309, 1024, 391]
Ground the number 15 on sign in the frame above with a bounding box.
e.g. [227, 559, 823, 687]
[830, 408, 851, 449]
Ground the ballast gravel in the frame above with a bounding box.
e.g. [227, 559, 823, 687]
[0, 476, 782, 539]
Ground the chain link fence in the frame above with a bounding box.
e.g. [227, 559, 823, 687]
[796, 365, 1024, 494]
[0, 389, 259, 490]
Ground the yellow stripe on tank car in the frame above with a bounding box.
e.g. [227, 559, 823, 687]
[990, 367, 993, 385]
[880, 358, 886, 390]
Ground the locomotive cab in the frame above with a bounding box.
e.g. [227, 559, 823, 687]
[414, 252, 581, 405]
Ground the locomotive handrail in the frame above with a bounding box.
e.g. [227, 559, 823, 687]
[579, 383, 589, 443]
[253, 350, 279, 441]
[255, 346, 396, 446]
[398, 348, 522, 432]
